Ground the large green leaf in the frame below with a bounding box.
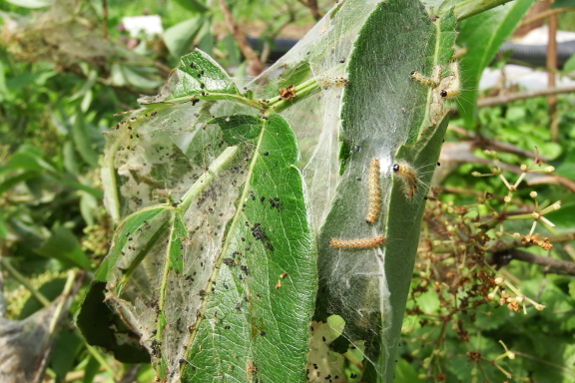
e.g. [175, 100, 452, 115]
[312, 2, 454, 381]
[456, 0, 533, 127]
[182, 114, 316, 382]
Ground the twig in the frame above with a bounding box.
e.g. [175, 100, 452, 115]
[487, 249, 575, 275]
[490, 232, 575, 253]
[489, 249, 575, 276]
[474, 85, 575, 108]
[518, 7, 575, 28]
[447, 125, 549, 162]
[101, 0, 108, 40]
[547, 0, 558, 141]
[299, 0, 322, 20]
[0, 257, 51, 307]
[217, 0, 263, 76]
[153, 61, 173, 76]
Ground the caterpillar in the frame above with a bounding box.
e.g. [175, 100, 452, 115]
[329, 234, 385, 249]
[410, 65, 442, 88]
[439, 61, 460, 100]
[392, 161, 423, 198]
[366, 159, 380, 224]
[410, 62, 460, 124]
[319, 75, 349, 90]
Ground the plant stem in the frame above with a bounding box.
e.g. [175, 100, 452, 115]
[268, 78, 322, 113]
[519, 7, 575, 28]
[0, 256, 51, 307]
[476, 86, 575, 108]
[178, 146, 240, 212]
[451, 0, 516, 21]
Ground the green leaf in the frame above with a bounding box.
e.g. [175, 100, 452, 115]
[456, 0, 534, 127]
[18, 278, 66, 319]
[72, 112, 99, 168]
[210, 115, 263, 145]
[80, 191, 98, 227]
[542, 202, 575, 230]
[316, 2, 454, 381]
[142, 49, 241, 105]
[564, 53, 575, 73]
[76, 207, 170, 362]
[3, 145, 57, 173]
[163, 18, 204, 59]
[173, 0, 208, 13]
[182, 114, 316, 383]
[93, 206, 171, 282]
[395, 358, 425, 383]
[0, 217, 7, 239]
[551, 0, 575, 8]
[4, 0, 52, 8]
[122, 65, 165, 89]
[0, 170, 39, 196]
[63, 141, 81, 175]
[50, 329, 83, 380]
[75, 280, 151, 363]
[82, 356, 101, 383]
[35, 227, 92, 270]
[0, 60, 10, 102]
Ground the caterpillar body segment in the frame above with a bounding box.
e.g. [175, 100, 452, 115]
[439, 61, 460, 100]
[392, 161, 435, 199]
[366, 159, 381, 224]
[392, 161, 418, 197]
[410, 65, 442, 88]
[319, 75, 349, 90]
[410, 61, 460, 124]
[329, 234, 385, 249]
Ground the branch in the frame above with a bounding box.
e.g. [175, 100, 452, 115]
[217, 0, 263, 76]
[306, 0, 323, 20]
[476, 86, 575, 108]
[518, 7, 575, 28]
[447, 125, 549, 162]
[488, 249, 575, 276]
[101, 0, 108, 40]
[490, 232, 575, 253]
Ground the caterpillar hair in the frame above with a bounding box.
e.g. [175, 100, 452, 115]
[392, 161, 423, 198]
[366, 159, 380, 224]
[439, 61, 460, 100]
[329, 234, 385, 249]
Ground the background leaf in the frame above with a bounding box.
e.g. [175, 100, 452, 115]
[456, 0, 534, 127]
[35, 227, 92, 270]
[163, 18, 205, 59]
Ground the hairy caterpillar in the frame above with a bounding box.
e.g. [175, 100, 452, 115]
[319, 75, 349, 89]
[410, 65, 441, 88]
[439, 61, 460, 100]
[410, 61, 460, 124]
[329, 234, 385, 249]
[392, 161, 425, 198]
[366, 159, 380, 224]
